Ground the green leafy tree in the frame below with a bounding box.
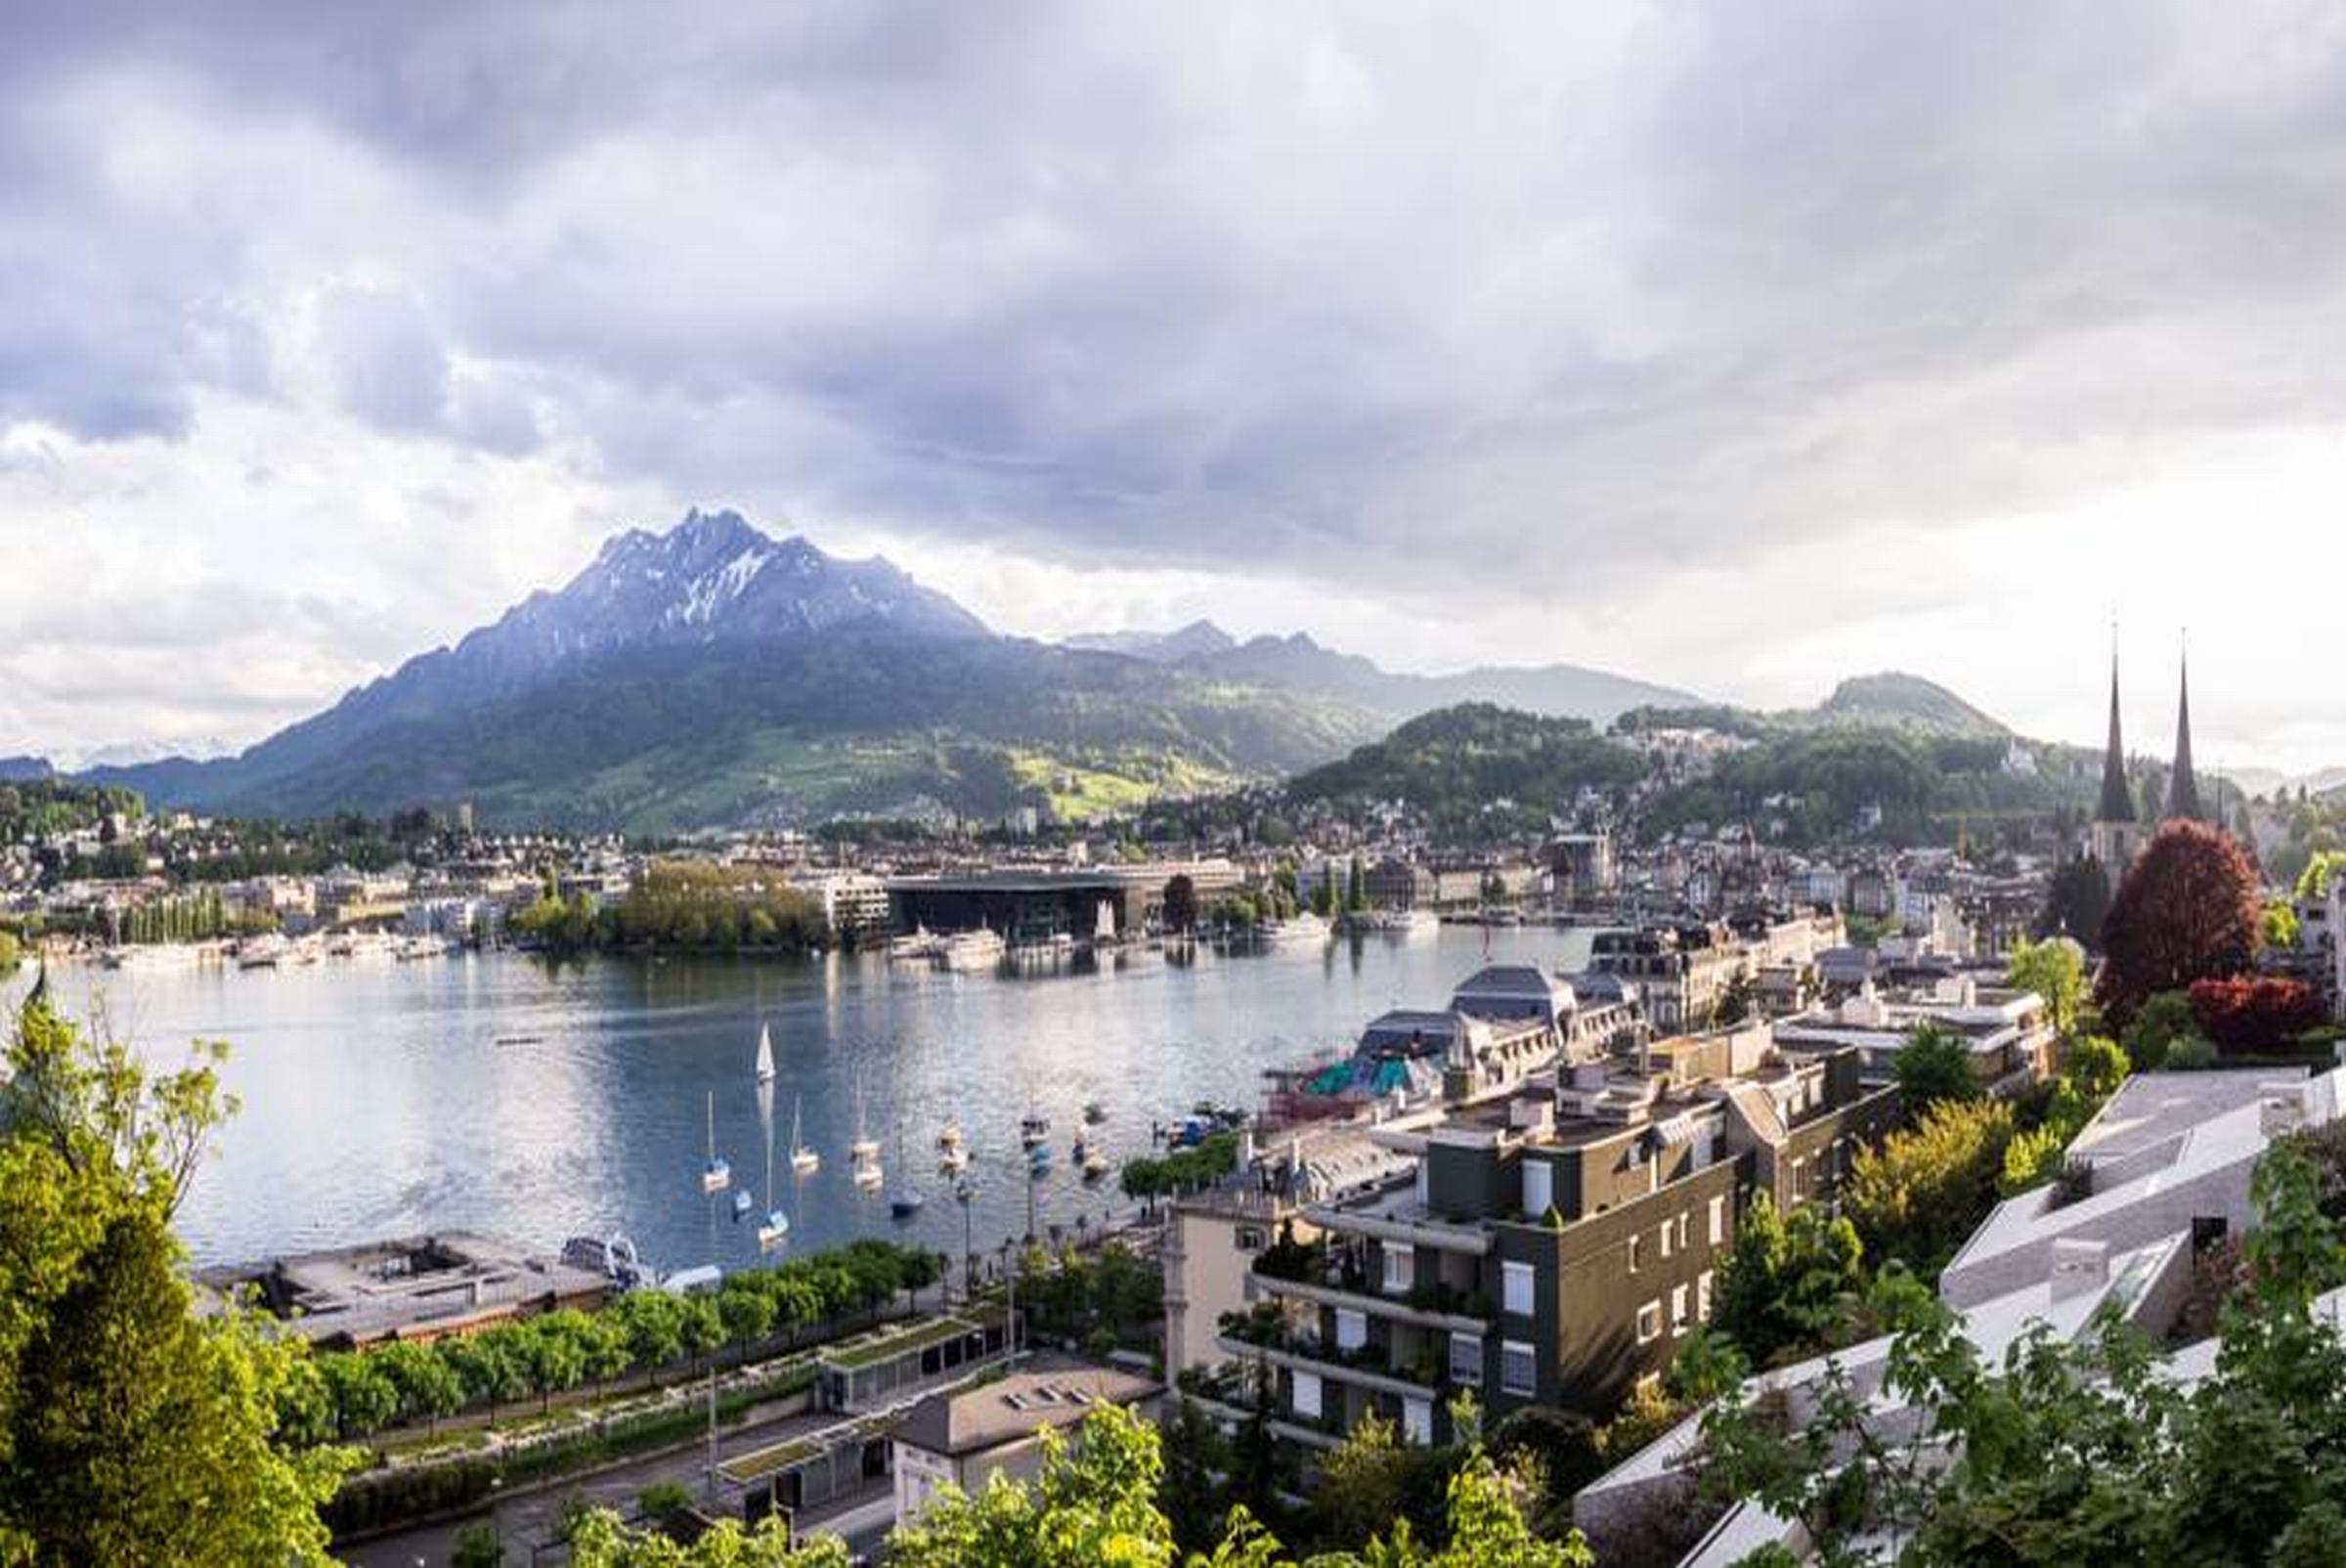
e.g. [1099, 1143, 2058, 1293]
[1694, 1139, 2346, 1566]
[1712, 1190, 1867, 1367]
[2004, 936, 2086, 1038]
[1846, 1098, 2015, 1278]
[0, 993, 350, 1562]
[322, 1348, 401, 1438]
[1893, 1022, 1982, 1112]
[375, 1338, 465, 1435]
[2120, 989, 2206, 1072]
[2036, 855, 2110, 946]
[569, 1510, 847, 1565]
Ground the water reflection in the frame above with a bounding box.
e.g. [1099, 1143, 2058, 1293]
[8, 927, 1590, 1271]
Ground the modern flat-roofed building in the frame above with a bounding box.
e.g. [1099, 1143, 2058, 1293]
[1771, 975, 2054, 1098]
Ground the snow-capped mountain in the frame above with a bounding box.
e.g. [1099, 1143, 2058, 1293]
[388, 508, 986, 703]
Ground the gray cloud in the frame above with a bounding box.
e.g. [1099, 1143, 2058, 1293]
[4, 2, 2346, 758]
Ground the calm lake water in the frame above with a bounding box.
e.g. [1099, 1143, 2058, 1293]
[7, 927, 1591, 1273]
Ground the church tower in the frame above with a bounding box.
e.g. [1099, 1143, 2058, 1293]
[2169, 644, 2202, 823]
[2089, 645, 2143, 870]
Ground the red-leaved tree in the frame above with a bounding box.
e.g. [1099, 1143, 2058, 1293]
[2095, 820, 2260, 1028]
[2189, 976, 2324, 1055]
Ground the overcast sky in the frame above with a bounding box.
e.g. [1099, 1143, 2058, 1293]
[4, 2, 2343, 773]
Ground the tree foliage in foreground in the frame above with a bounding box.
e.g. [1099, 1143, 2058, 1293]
[1695, 1136, 2346, 1566]
[882, 1400, 1588, 1568]
[0, 994, 350, 1563]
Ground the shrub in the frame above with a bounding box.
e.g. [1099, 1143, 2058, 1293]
[2166, 1036, 2220, 1070]
[2188, 976, 2325, 1055]
[2121, 990, 2203, 1071]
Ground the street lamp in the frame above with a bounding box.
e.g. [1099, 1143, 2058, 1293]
[954, 1179, 976, 1305]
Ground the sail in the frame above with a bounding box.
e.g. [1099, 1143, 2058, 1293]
[755, 1024, 776, 1082]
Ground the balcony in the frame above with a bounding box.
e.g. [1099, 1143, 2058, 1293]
[1216, 1303, 1447, 1403]
[1253, 1237, 1491, 1329]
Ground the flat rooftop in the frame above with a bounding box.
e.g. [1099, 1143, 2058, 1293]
[200, 1231, 610, 1342]
[892, 1357, 1157, 1459]
[2071, 1067, 2308, 1163]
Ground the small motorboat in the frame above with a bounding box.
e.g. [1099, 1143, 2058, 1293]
[1083, 1100, 1108, 1126]
[1020, 1111, 1050, 1150]
[1027, 1144, 1052, 1178]
[938, 1143, 971, 1175]
[758, 1208, 790, 1251]
[731, 1189, 754, 1221]
[890, 1187, 926, 1220]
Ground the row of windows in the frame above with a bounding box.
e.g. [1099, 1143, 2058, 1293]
[1635, 1270, 1715, 1345]
[1626, 1193, 1729, 1274]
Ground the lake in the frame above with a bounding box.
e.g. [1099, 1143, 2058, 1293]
[7, 926, 1592, 1273]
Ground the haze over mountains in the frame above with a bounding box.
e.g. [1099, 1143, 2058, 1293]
[65, 509, 2075, 833]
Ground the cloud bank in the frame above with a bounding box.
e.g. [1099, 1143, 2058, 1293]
[3, 1, 2343, 768]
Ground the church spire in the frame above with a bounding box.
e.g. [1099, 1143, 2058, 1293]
[2169, 637, 2201, 822]
[2098, 641, 2136, 824]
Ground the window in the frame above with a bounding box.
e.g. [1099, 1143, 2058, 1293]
[1676, 1213, 1691, 1251]
[1381, 1242, 1414, 1296]
[1500, 1339, 1537, 1396]
[1635, 1301, 1662, 1344]
[1403, 1397, 1432, 1446]
[1292, 1370, 1323, 1420]
[1791, 1155, 1808, 1199]
[1627, 1234, 1643, 1273]
[1450, 1331, 1483, 1385]
[1237, 1225, 1267, 1251]
[1659, 1220, 1673, 1261]
[1522, 1157, 1554, 1219]
[1335, 1308, 1367, 1352]
[1501, 1260, 1535, 1317]
[1708, 1193, 1727, 1247]
[1671, 1283, 1690, 1335]
[1697, 1269, 1715, 1323]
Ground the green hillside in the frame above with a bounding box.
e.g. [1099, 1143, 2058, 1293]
[1284, 703, 1645, 836]
[168, 633, 1384, 833]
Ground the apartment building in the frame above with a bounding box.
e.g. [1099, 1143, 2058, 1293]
[1590, 924, 1745, 1032]
[1771, 974, 2055, 1098]
[1211, 1033, 1899, 1451]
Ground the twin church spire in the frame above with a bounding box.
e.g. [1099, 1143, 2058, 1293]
[2095, 634, 2201, 829]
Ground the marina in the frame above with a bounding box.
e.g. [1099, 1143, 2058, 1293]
[8, 925, 1592, 1274]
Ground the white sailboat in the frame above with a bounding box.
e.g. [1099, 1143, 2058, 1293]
[849, 1080, 882, 1164]
[699, 1091, 731, 1195]
[757, 1077, 789, 1251]
[754, 1023, 776, 1085]
[790, 1095, 820, 1176]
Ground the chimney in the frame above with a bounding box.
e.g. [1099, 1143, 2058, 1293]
[2049, 1238, 2110, 1302]
[2260, 1082, 2311, 1139]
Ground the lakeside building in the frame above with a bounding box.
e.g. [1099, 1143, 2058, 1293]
[199, 1232, 612, 1350]
[891, 1361, 1161, 1531]
[801, 870, 892, 940]
[1190, 1028, 1899, 1452]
